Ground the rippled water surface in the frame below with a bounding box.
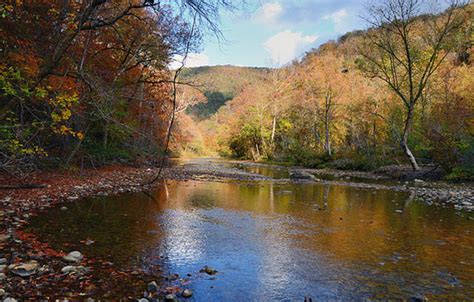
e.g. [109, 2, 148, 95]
[28, 163, 474, 300]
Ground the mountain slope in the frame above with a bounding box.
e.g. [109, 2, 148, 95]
[181, 65, 269, 119]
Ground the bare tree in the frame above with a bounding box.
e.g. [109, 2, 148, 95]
[358, 0, 467, 170]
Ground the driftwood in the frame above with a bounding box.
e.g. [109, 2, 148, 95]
[0, 183, 47, 190]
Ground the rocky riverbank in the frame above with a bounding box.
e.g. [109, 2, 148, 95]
[297, 165, 474, 214]
[0, 160, 473, 300]
[0, 162, 276, 300]
[229, 159, 474, 214]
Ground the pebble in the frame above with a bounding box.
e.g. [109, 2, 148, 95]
[182, 289, 193, 298]
[0, 265, 5, 272]
[147, 281, 158, 293]
[0, 235, 10, 242]
[61, 206, 68, 211]
[395, 209, 403, 213]
[0, 273, 5, 280]
[9, 260, 39, 277]
[165, 294, 178, 302]
[3, 298, 17, 302]
[61, 266, 77, 274]
[0, 289, 4, 296]
[63, 251, 83, 263]
[61, 265, 88, 275]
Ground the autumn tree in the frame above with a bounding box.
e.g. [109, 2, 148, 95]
[298, 54, 348, 157]
[358, 0, 468, 170]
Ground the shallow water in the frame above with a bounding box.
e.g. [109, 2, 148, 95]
[28, 164, 474, 300]
[232, 163, 290, 179]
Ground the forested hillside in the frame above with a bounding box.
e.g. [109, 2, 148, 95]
[187, 3, 473, 180]
[182, 65, 269, 119]
[1, 1, 472, 181]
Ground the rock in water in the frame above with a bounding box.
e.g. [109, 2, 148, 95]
[289, 171, 316, 180]
[147, 281, 159, 293]
[63, 251, 83, 263]
[182, 289, 193, 298]
[9, 260, 39, 277]
[200, 266, 217, 275]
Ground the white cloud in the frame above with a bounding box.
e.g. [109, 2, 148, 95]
[322, 9, 350, 33]
[254, 2, 283, 25]
[263, 30, 317, 65]
[169, 53, 210, 69]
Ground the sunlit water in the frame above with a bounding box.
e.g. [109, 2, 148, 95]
[28, 163, 474, 300]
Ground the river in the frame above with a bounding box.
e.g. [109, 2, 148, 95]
[27, 159, 474, 300]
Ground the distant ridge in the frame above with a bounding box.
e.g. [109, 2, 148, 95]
[181, 65, 269, 119]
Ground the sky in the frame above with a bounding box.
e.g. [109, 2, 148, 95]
[176, 0, 368, 68]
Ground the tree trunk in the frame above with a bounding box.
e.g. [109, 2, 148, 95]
[324, 90, 332, 157]
[271, 115, 276, 144]
[103, 122, 108, 149]
[401, 104, 420, 171]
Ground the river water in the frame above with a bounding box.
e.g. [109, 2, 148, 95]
[28, 160, 474, 300]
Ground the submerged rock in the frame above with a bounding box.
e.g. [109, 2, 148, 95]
[166, 273, 179, 281]
[290, 171, 317, 180]
[63, 251, 83, 263]
[200, 266, 217, 275]
[9, 260, 39, 277]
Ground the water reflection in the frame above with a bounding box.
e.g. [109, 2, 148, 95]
[28, 180, 474, 300]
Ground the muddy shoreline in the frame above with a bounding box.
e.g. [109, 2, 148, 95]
[0, 161, 473, 300]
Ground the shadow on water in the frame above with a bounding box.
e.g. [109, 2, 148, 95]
[27, 179, 474, 300]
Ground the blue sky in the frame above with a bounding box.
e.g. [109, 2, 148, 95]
[178, 0, 367, 68]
